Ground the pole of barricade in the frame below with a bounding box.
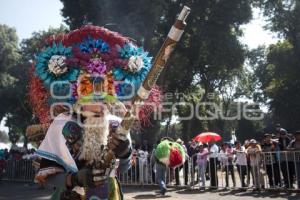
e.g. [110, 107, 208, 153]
[187, 157, 190, 187]
[134, 160, 136, 184]
[191, 155, 194, 188]
[24, 160, 26, 181]
[149, 160, 152, 185]
[262, 153, 267, 188]
[270, 152, 275, 188]
[226, 163, 229, 188]
[285, 152, 290, 188]
[293, 151, 297, 190]
[220, 162, 224, 188]
[208, 158, 211, 188]
[246, 162, 249, 187]
[126, 164, 129, 184]
[215, 157, 218, 189]
[278, 151, 282, 187]
[130, 162, 133, 184]
[238, 164, 241, 188]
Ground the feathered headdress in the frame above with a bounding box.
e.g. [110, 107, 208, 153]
[28, 25, 162, 125]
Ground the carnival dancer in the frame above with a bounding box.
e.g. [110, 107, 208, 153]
[27, 25, 162, 199]
[26, 6, 190, 200]
[154, 138, 186, 195]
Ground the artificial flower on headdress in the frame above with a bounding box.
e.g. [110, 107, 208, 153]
[79, 37, 109, 54]
[86, 58, 107, 76]
[75, 73, 117, 104]
[103, 72, 116, 96]
[77, 74, 94, 97]
[28, 68, 51, 124]
[113, 44, 152, 89]
[35, 42, 80, 87]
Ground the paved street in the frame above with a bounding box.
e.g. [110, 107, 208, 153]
[0, 182, 299, 200]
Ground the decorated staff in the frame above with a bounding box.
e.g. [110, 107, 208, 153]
[121, 5, 191, 133]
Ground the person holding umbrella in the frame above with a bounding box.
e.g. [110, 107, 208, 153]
[193, 132, 221, 189]
[196, 142, 209, 189]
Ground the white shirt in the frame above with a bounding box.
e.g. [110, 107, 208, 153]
[218, 150, 228, 165]
[234, 146, 247, 166]
[138, 150, 148, 163]
[209, 144, 219, 158]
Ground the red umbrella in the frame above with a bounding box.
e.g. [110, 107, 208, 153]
[193, 132, 222, 143]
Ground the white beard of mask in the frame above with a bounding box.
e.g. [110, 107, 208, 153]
[79, 114, 109, 164]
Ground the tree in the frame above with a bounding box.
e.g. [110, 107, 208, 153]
[0, 24, 20, 120]
[60, 0, 165, 49]
[1, 25, 68, 145]
[60, 0, 258, 141]
[249, 1, 300, 131]
[158, 0, 253, 139]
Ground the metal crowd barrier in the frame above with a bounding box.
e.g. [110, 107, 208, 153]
[118, 151, 300, 191]
[1, 151, 300, 192]
[1, 159, 35, 182]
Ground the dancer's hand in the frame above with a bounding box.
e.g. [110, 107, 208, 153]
[69, 168, 93, 187]
[69, 168, 107, 187]
[109, 133, 131, 159]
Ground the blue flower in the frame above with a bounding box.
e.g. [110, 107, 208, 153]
[79, 36, 109, 54]
[113, 44, 152, 89]
[115, 82, 134, 100]
[35, 42, 80, 87]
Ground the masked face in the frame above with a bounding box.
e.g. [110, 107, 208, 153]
[79, 103, 109, 163]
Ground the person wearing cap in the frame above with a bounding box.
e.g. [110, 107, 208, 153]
[287, 131, 300, 189]
[219, 143, 236, 188]
[276, 124, 288, 138]
[261, 134, 281, 188]
[246, 139, 264, 191]
[196, 142, 209, 189]
[277, 126, 294, 188]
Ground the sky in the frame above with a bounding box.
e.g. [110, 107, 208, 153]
[0, 1, 279, 132]
[0, 0, 66, 41]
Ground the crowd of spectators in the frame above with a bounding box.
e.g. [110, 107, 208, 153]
[125, 124, 300, 192]
[0, 146, 36, 181]
[1, 124, 300, 193]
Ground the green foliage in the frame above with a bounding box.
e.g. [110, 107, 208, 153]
[60, 0, 164, 48]
[254, 40, 300, 130]
[0, 25, 68, 144]
[60, 0, 255, 140]
[0, 24, 20, 120]
[249, 1, 300, 131]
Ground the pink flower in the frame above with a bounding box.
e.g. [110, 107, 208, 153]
[86, 58, 107, 75]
